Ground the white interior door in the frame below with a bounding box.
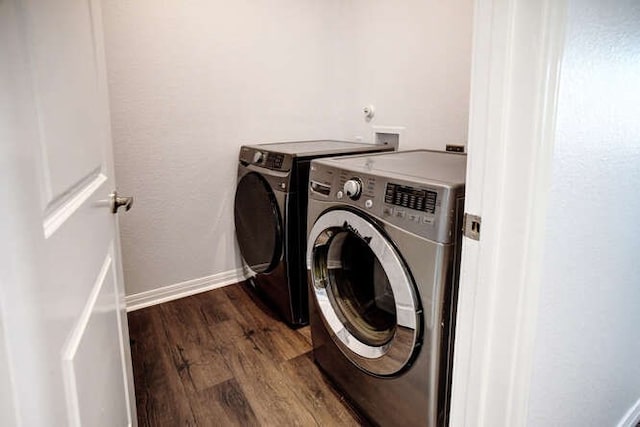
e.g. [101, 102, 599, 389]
[0, 0, 136, 425]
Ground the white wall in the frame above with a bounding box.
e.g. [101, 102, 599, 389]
[101, 0, 346, 295]
[527, 0, 640, 425]
[334, 0, 473, 150]
[101, 0, 473, 296]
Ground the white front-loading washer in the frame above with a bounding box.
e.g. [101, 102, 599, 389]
[306, 150, 466, 426]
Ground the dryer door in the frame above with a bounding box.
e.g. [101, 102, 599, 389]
[234, 172, 283, 274]
[307, 209, 421, 376]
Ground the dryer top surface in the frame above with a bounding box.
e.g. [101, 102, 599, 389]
[243, 140, 390, 157]
[313, 150, 467, 186]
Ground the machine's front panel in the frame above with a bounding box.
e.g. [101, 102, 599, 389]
[239, 145, 294, 172]
[309, 163, 461, 244]
[305, 202, 454, 427]
[306, 152, 466, 426]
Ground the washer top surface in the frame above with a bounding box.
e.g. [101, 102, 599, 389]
[314, 149, 466, 186]
[244, 140, 389, 157]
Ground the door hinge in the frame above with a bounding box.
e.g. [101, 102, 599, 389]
[463, 213, 481, 240]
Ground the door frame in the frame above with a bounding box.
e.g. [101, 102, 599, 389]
[450, 0, 567, 426]
[1, 0, 569, 423]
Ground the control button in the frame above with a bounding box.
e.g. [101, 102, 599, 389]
[253, 151, 264, 163]
[408, 213, 420, 222]
[395, 210, 406, 219]
[383, 206, 393, 216]
[423, 216, 435, 225]
[336, 190, 344, 199]
[343, 178, 363, 200]
[365, 199, 373, 209]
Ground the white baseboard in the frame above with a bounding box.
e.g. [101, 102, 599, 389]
[125, 267, 249, 312]
[618, 397, 640, 427]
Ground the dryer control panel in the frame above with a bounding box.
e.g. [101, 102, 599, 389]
[239, 146, 293, 172]
[308, 162, 463, 244]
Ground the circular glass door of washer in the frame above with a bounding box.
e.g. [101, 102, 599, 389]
[308, 209, 420, 376]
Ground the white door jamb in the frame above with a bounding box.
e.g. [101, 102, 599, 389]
[450, 0, 568, 425]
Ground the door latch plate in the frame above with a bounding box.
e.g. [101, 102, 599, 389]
[463, 213, 481, 240]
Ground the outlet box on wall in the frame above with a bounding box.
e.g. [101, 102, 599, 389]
[373, 126, 405, 150]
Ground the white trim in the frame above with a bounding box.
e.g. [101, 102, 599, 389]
[618, 398, 640, 427]
[42, 171, 106, 239]
[62, 254, 113, 427]
[125, 267, 249, 312]
[450, 0, 567, 426]
[108, 244, 133, 427]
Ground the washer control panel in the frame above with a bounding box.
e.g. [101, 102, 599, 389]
[384, 183, 437, 214]
[309, 162, 461, 243]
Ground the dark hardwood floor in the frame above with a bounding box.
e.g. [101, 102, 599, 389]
[128, 282, 364, 426]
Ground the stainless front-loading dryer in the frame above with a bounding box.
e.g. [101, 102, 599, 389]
[234, 140, 394, 326]
[306, 150, 466, 425]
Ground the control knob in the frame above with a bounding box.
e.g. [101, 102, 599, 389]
[253, 151, 264, 163]
[343, 178, 363, 200]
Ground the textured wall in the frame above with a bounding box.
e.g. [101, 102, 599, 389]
[334, 0, 473, 150]
[527, 0, 640, 425]
[101, 0, 473, 295]
[101, 1, 344, 295]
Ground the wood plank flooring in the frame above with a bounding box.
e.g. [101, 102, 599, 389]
[128, 282, 365, 426]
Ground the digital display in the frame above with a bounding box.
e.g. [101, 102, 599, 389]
[265, 153, 284, 169]
[385, 183, 437, 213]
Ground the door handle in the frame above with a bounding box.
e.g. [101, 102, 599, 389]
[110, 191, 134, 214]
